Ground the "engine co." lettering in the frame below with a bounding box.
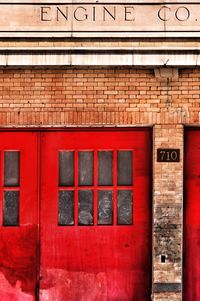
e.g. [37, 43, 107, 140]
[40, 5, 192, 23]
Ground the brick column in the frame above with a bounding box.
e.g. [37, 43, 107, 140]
[153, 124, 183, 301]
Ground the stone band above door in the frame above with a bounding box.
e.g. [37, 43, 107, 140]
[0, 2, 200, 37]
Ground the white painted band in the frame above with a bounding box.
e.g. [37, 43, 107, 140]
[0, 51, 198, 67]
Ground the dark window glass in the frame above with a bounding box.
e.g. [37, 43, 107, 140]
[98, 151, 113, 186]
[78, 190, 93, 225]
[59, 151, 74, 186]
[4, 151, 20, 187]
[117, 190, 133, 225]
[78, 152, 94, 186]
[117, 151, 133, 186]
[58, 191, 74, 226]
[98, 190, 113, 225]
[3, 191, 19, 226]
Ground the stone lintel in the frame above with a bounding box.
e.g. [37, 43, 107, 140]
[0, 52, 196, 67]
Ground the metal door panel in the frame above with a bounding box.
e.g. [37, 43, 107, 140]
[40, 129, 152, 301]
[0, 132, 39, 301]
[184, 129, 200, 301]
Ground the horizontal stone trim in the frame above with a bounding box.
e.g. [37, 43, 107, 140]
[2, 32, 200, 38]
[0, 51, 199, 66]
[0, 47, 199, 51]
[153, 283, 182, 293]
[0, 0, 198, 3]
[0, 2, 200, 38]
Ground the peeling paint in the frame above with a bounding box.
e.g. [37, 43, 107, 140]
[0, 225, 38, 300]
[0, 272, 34, 301]
[39, 268, 150, 301]
[40, 269, 107, 301]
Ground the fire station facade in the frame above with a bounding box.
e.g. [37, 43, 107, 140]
[0, 1, 200, 301]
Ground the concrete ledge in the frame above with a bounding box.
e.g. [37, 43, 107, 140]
[0, 50, 199, 67]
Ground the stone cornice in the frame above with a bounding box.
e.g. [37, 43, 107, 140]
[0, 49, 198, 66]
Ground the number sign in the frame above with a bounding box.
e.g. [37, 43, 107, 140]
[157, 149, 180, 163]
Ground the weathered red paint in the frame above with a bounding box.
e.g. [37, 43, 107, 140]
[184, 129, 200, 301]
[0, 129, 152, 300]
[0, 132, 38, 300]
[40, 129, 152, 301]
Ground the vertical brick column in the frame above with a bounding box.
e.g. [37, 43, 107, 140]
[153, 125, 183, 301]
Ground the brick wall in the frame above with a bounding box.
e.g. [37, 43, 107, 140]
[0, 67, 199, 301]
[0, 68, 198, 127]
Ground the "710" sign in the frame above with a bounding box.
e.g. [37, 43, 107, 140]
[157, 149, 180, 162]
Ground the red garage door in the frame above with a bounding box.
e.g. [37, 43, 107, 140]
[0, 132, 38, 301]
[184, 129, 200, 301]
[40, 129, 152, 301]
[0, 129, 152, 301]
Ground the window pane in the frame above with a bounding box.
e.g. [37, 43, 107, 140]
[59, 151, 74, 186]
[117, 151, 133, 186]
[78, 152, 94, 186]
[4, 151, 20, 187]
[58, 191, 74, 226]
[78, 190, 93, 225]
[98, 190, 113, 225]
[3, 191, 19, 226]
[117, 190, 133, 225]
[98, 151, 113, 186]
